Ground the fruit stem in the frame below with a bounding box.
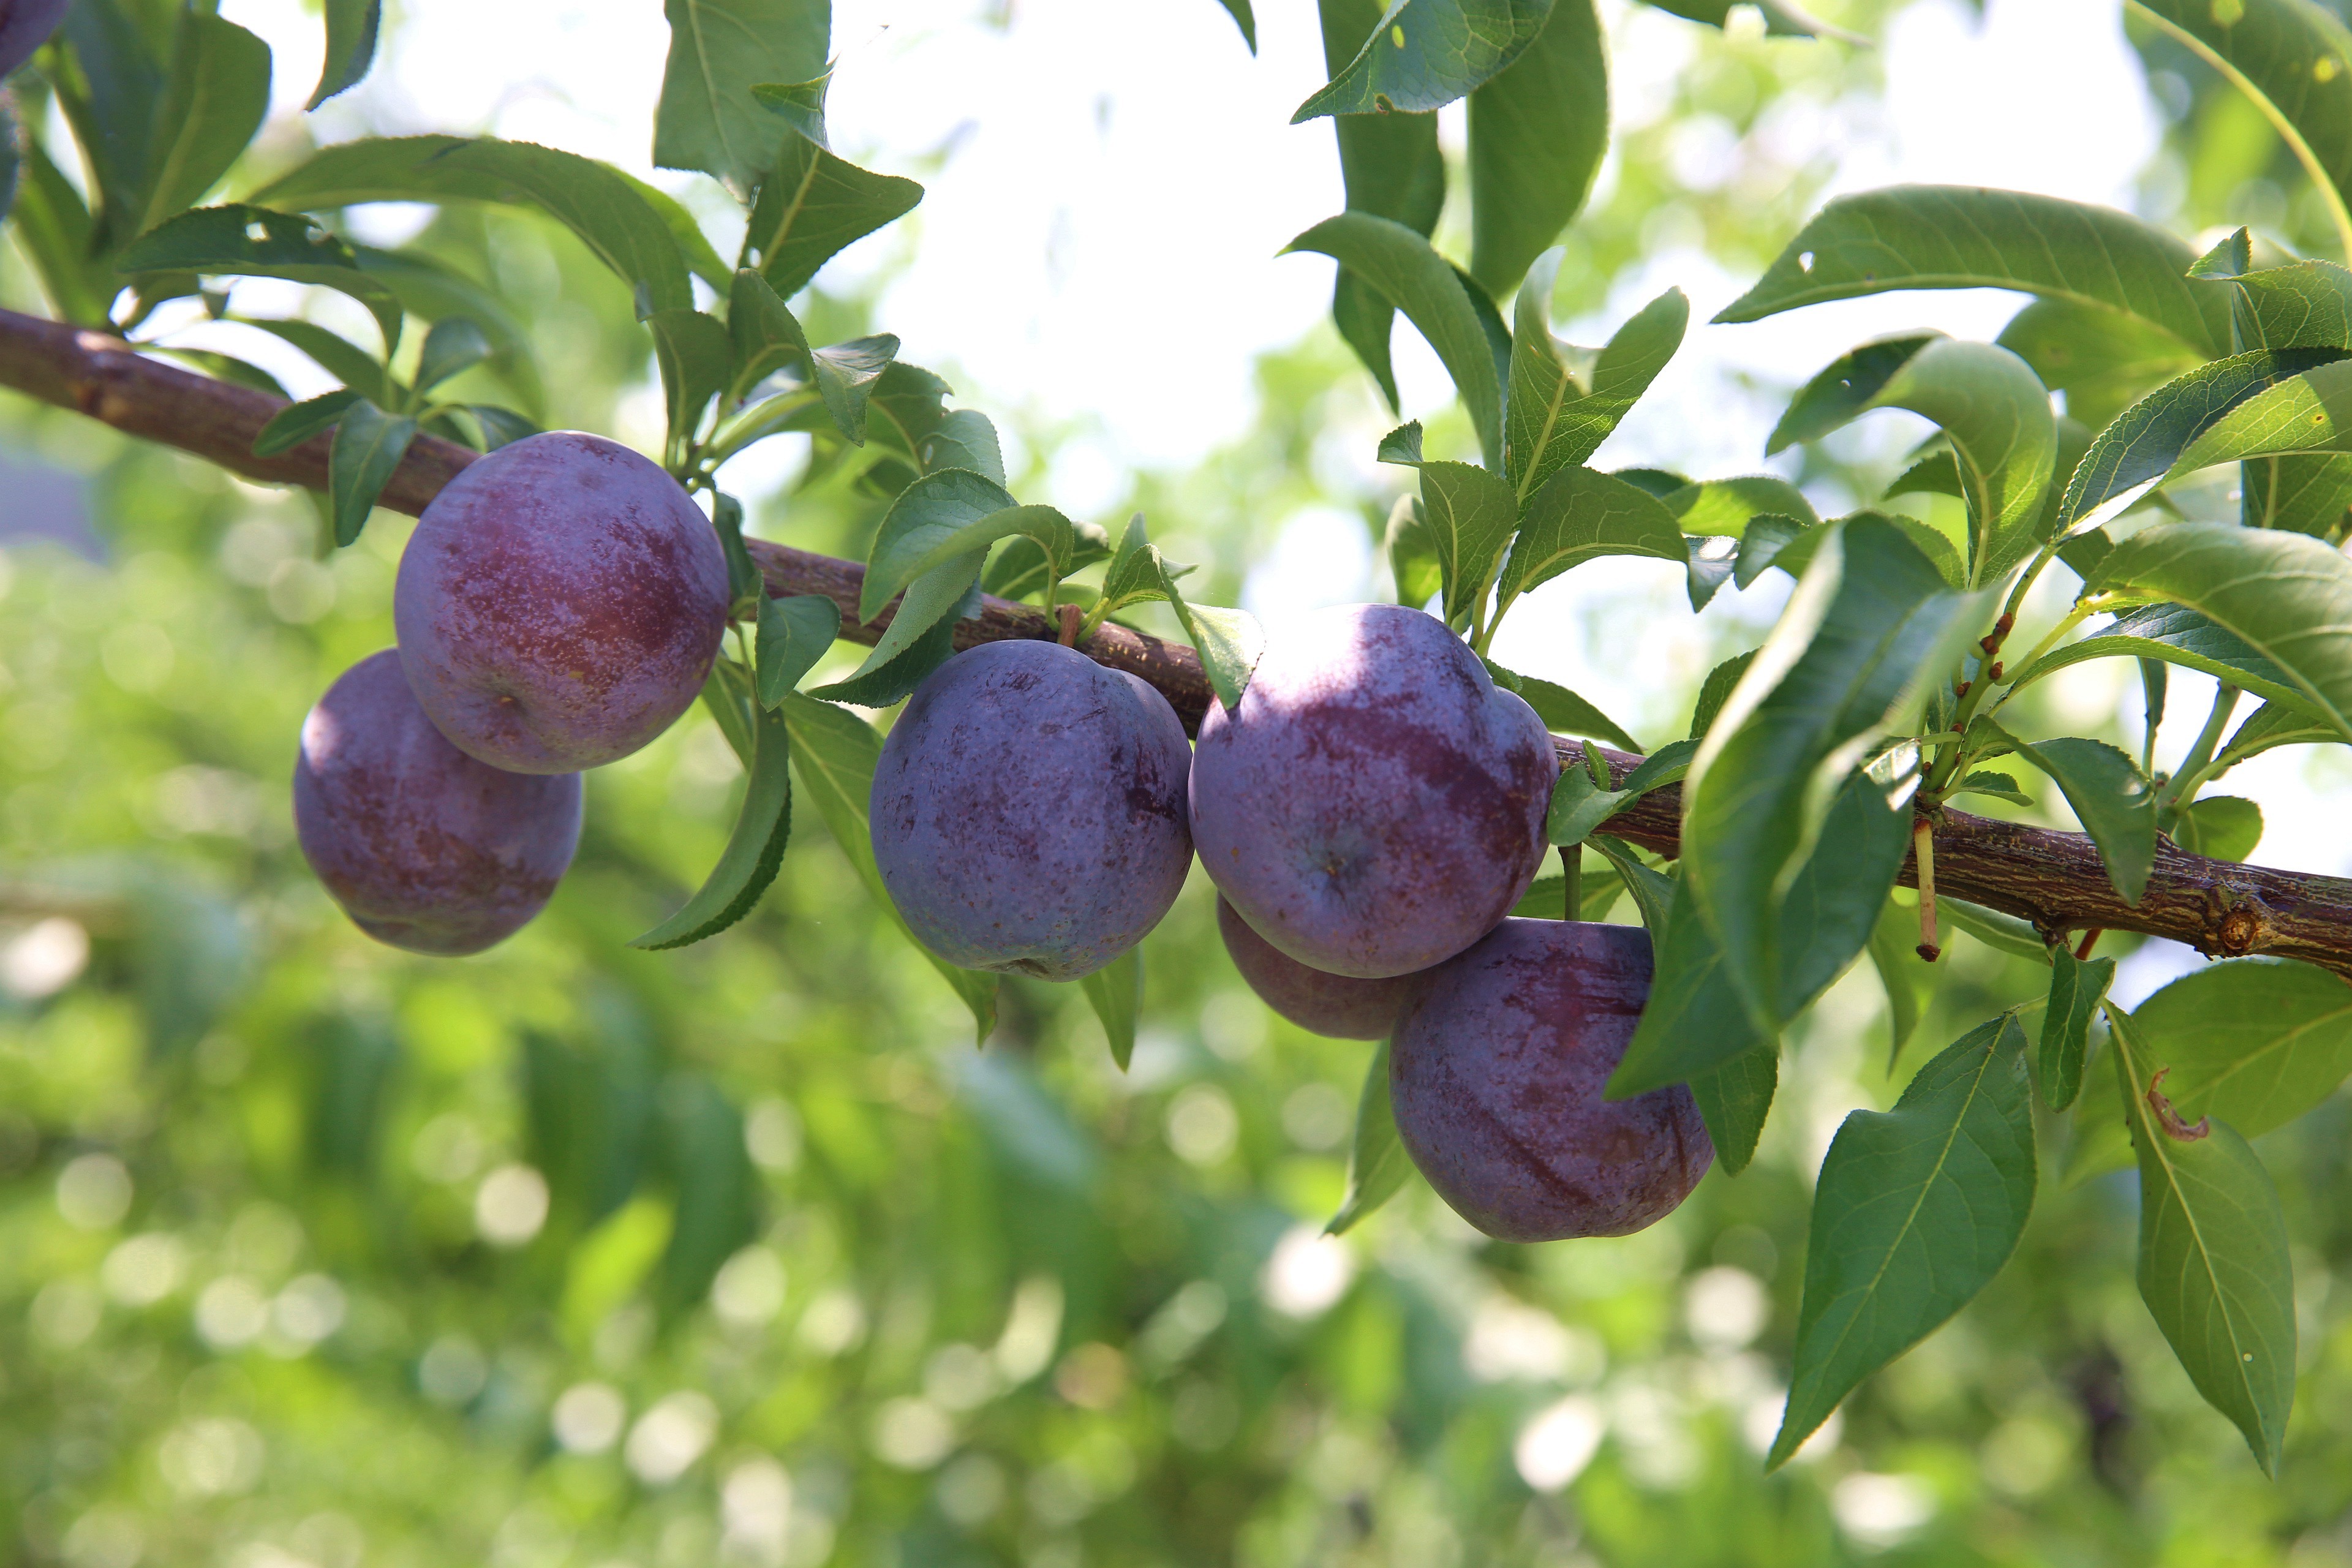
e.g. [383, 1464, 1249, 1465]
[1560, 842, 1581, 919]
[2075, 928, 2103, 960]
[1913, 818, 1941, 962]
[1057, 603, 1082, 647]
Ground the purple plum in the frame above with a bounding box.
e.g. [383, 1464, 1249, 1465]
[1217, 895, 1429, 1039]
[0, 0, 70, 80]
[1189, 604, 1555, 979]
[293, 650, 582, 956]
[1390, 919, 1711, 1242]
[870, 639, 1193, 981]
[393, 431, 728, 773]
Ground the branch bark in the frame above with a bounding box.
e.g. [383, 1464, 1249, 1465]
[6, 306, 2350, 973]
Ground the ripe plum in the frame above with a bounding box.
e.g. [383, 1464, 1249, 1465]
[0, 0, 70, 79]
[1390, 919, 1710, 1241]
[293, 650, 582, 956]
[1217, 896, 1428, 1039]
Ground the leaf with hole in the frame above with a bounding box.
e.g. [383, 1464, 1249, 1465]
[118, 205, 405, 352]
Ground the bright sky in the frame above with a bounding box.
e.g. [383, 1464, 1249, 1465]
[196, 0, 2349, 911]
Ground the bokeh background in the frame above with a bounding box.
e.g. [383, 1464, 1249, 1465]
[4, 1, 2352, 1564]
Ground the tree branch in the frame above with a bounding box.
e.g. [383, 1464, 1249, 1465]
[6, 306, 2348, 973]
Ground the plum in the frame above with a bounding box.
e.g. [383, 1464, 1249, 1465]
[870, 639, 1192, 981]
[1217, 896, 1429, 1039]
[393, 431, 728, 773]
[0, 0, 71, 80]
[1390, 919, 1710, 1242]
[294, 650, 582, 956]
[1189, 603, 1555, 978]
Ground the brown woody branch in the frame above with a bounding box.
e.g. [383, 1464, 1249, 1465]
[6, 306, 2350, 974]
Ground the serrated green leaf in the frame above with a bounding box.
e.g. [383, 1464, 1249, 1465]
[141, 13, 271, 234]
[710, 492, 763, 613]
[309, 0, 383, 109]
[780, 692, 997, 1041]
[867, 503, 1077, 622]
[630, 698, 793, 949]
[251, 388, 360, 459]
[749, 75, 832, 146]
[1383, 493, 1443, 609]
[822, 469, 1014, 703]
[1608, 873, 1774, 1096]
[2013, 601, 2323, 715]
[326, 398, 416, 547]
[647, 306, 733, 464]
[412, 317, 491, 396]
[1983, 724, 2156, 906]
[701, 657, 758, 766]
[755, 594, 840, 707]
[1467, 0, 1604, 296]
[2135, 959, 2352, 1137]
[2037, 947, 2114, 1112]
[1682, 518, 1986, 1032]
[53, 0, 165, 247]
[1718, 187, 2230, 359]
[919, 409, 1005, 484]
[1327, 1038, 1411, 1235]
[1484, 663, 1638, 749]
[1414, 460, 1518, 625]
[1952, 769, 2032, 806]
[1545, 767, 1629, 848]
[2084, 521, 2352, 742]
[1505, 261, 1686, 501]
[2173, 795, 2264, 862]
[1292, 0, 1554, 122]
[2108, 1003, 2296, 1475]
[1689, 649, 1756, 741]
[1082, 515, 1264, 709]
[2243, 451, 2352, 535]
[1690, 1046, 1777, 1177]
[1662, 473, 1819, 535]
[1996, 296, 2206, 432]
[252, 135, 696, 315]
[2159, 356, 2352, 487]
[1940, 897, 2055, 965]
[1496, 465, 1688, 609]
[655, 0, 831, 190]
[11, 140, 115, 325]
[1286, 213, 1504, 469]
[744, 129, 922, 300]
[118, 204, 404, 352]
[1080, 948, 1142, 1071]
[1770, 1014, 2035, 1466]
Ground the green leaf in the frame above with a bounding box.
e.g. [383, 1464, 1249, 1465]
[823, 468, 1015, 700]
[654, 1076, 761, 1314]
[1327, 1038, 1412, 1235]
[1659, 473, 1819, 536]
[2132, 0, 2352, 260]
[744, 129, 923, 300]
[2242, 451, 2352, 535]
[1940, 897, 2056, 965]
[1643, 0, 1858, 39]
[1320, 0, 1448, 407]
[654, 0, 831, 190]
[1682, 518, 1986, 1032]
[629, 698, 793, 949]
[10, 141, 115, 325]
[236, 318, 390, 404]
[1080, 948, 1142, 1071]
[2135, 959, 2352, 1138]
[919, 409, 1005, 484]
[2037, 947, 2114, 1112]
[2159, 356, 2352, 486]
[2108, 1004, 2296, 1476]
[1384, 494, 1443, 609]
[625, 171, 737, 298]
[1485, 665, 1638, 749]
[1689, 649, 1756, 741]
[413, 317, 492, 396]
[1732, 514, 1814, 588]
[710, 491, 764, 614]
[1084, 514, 1265, 710]
[1996, 296, 2206, 432]
[251, 388, 361, 459]
[755, 594, 840, 707]
[1505, 262, 1686, 502]
[141, 13, 272, 233]
[2173, 795, 2264, 862]
[1286, 213, 1505, 469]
[1213, 0, 1257, 51]
[1770, 1014, 2035, 1466]
[309, 0, 383, 108]
[1412, 460, 1518, 625]
[865, 503, 1078, 622]
[2013, 601, 2324, 715]
[1717, 187, 2230, 359]
[646, 307, 733, 463]
[52, 0, 165, 247]
[2221, 697, 2343, 767]
[1466, 0, 1604, 296]
[1689, 1046, 1777, 1178]
[1545, 767, 1629, 848]
[2056, 349, 2347, 528]
[1496, 465, 1689, 609]
[982, 524, 1113, 602]
[780, 692, 998, 1041]
[1983, 724, 2156, 906]
[701, 657, 758, 767]
[1608, 873, 1776, 1097]
[117, 204, 405, 353]
[326, 398, 417, 548]
[1774, 772, 1915, 1019]
[1292, 0, 1555, 122]
[252, 135, 697, 315]
[749, 75, 832, 146]
[1866, 900, 1926, 1072]
[726, 269, 896, 442]
[1951, 769, 2032, 807]
[2085, 520, 2352, 742]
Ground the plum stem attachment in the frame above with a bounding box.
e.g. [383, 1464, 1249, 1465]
[1560, 842, 1581, 919]
[2075, 927, 2103, 960]
[1056, 603, 1082, 647]
[1913, 818, 1941, 962]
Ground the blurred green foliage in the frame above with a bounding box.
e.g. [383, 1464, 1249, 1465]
[3, 4, 2352, 1566]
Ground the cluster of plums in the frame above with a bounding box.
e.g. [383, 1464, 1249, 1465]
[294, 432, 729, 954]
[872, 605, 1712, 1243]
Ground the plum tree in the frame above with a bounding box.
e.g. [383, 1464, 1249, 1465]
[1216, 895, 1429, 1040]
[1189, 604, 1555, 979]
[1389, 919, 1711, 1243]
[393, 432, 728, 774]
[0, 0, 69, 78]
[871, 640, 1193, 981]
[293, 650, 583, 956]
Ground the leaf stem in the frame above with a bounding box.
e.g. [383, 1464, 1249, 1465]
[1561, 842, 1581, 919]
[2158, 683, 2242, 816]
